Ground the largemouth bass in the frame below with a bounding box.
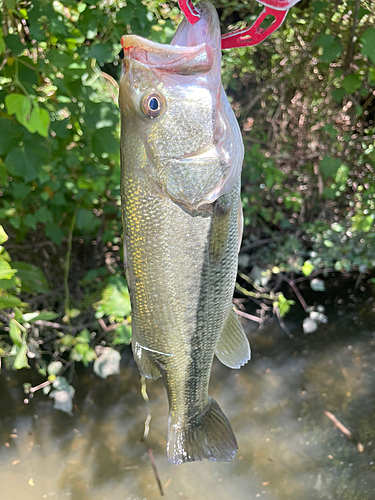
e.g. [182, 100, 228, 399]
[119, 0, 250, 465]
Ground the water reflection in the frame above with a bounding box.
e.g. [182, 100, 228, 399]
[1, 308, 375, 500]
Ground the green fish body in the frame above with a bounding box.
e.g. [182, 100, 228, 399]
[120, 0, 250, 464]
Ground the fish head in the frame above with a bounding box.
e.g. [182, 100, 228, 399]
[120, 0, 243, 209]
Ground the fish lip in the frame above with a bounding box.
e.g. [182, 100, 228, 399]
[120, 35, 213, 75]
[120, 1, 218, 75]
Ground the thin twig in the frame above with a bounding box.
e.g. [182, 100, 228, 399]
[30, 380, 52, 394]
[274, 306, 294, 339]
[240, 236, 284, 253]
[234, 309, 262, 324]
[293, 268, 334, 283]
[280, 274, 308, 312]
[148, 448, 164, 496]
[324, 411, 364, 452]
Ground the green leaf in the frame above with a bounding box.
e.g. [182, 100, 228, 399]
[332, 88, 345, 103]
[87, 42, 113, 63]
[25, 107, 50, 137]
[0, 260, 17, 280]
[76, 208, 101, 232]
[4, 33, 25, 55]
[310, 278, 326, 292]
[60, 334, 75, 346]
[5, 146, 40, 182]
[13, 344, 30, 369]
[302, 260, 314, 277]
[50, 376, 75, 415]
[314, 34, 342, 63]
[92, 127, 118, 158]
[342, 73, 362, 94]
[12, 261, 49, 294]
[319, 156, 341, 179]
[45, 223, 65, 245]
[312, 0, 327, 15]
[0, 26, 5, 54]
[47, 361, 63, 376]
[34, 206, 53, 224]
[323, 239, 334, 248]
[95, 275, 131, 319]
[331, 222, 344, 232]
[113, 323, 132, 345]
[5, 94, 31, 124]
[67, 308, 80, 319]
[94, 347, 121, 379]
[361, 28, 375, 64]
[29, 311, 59, 322]
[76, 328, 90, 343]
[22, 312, 40, 322]
[0, 225, 8, 245]
[0, 294, 25, 308]
[9, 319, 22, 346]
[24, 214, 38, 230]
[273, 293, 295, 317]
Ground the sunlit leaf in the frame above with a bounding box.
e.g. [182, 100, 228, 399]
[47, 361, 63, 376]
[22, 312, 40, 322]
[94, 347, 121, 379]
[9, 319, 22, 346]
[310, 278, 326, 292]
[113, 323, 132, 345]
[0, 225, 8, 245]
[13, 344, 30, 369]
[303, 317, 317, 334]
[95, 275, 131, 319]
[302, 260, 314, 276]
[0, 260, 17, 280]
[50, 376, 75, 415]
[5, 94, 31, 124]
[25, 107, 50, 137]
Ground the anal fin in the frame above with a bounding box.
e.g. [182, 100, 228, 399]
[132, 341, 162, 380]
[215, 307, 251, 369]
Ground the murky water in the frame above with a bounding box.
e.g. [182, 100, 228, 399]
[1, 302, 375, 500]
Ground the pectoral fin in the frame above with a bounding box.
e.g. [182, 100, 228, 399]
[133, 341, 162, 380]
[215, 308, 251, 369]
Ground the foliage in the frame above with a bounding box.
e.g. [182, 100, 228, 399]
[0, 0, 178, 413]
[219, 0, 375, 273]
[217, 0, 375, 323]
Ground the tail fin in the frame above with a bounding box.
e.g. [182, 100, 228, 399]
[167, 397, 238, 465]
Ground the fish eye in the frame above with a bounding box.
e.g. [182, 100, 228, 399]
[142, 93, 163, 119]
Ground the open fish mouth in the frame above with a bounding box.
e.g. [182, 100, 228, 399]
[121, 1, 218, 76]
